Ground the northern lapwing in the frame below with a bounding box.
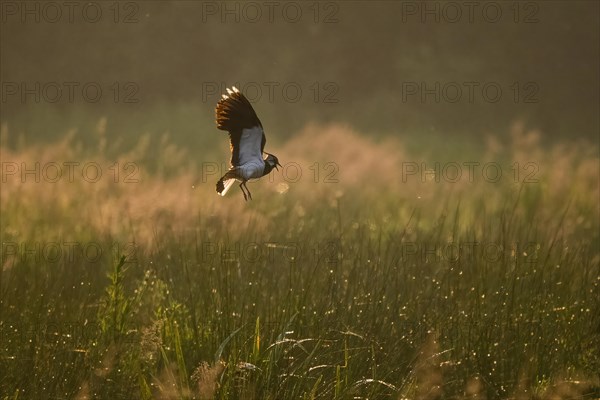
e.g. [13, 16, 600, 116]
[215, 86, 281, 201]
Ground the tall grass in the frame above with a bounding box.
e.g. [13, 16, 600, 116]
[0, 122, 598, 399]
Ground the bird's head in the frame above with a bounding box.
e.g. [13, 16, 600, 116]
[264, 153, 282, 173]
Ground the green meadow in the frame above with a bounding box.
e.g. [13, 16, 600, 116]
[1, 120, 598, 399]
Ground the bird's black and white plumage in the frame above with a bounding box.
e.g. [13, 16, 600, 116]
[215, 86, 281, 200]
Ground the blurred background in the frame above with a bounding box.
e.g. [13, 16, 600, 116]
[1, 1, 598, 153]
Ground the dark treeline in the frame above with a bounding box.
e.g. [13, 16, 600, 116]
[1, 1, 598, 146]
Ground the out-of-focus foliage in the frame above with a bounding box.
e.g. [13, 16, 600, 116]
[1, 1, 598, 148]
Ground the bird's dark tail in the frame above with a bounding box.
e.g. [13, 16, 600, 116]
[216, 178, 236, 196]
[216, 170, 237, 196]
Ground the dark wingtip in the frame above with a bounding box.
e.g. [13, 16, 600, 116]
[215, 87, 261, 132]
[216, 180, 224, 194]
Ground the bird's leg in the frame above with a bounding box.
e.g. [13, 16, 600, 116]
[239, 182, 248, 201]
[243, 182, 252, 200]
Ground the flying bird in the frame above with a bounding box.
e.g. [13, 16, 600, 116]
[215, 86, 281, 201]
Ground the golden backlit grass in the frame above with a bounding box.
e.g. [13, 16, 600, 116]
[2, 122, 597, 243]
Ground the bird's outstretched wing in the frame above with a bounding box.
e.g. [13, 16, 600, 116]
[215, 87, 266, 167]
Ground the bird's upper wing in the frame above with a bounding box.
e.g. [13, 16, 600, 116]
[215, 87, 266, 167]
